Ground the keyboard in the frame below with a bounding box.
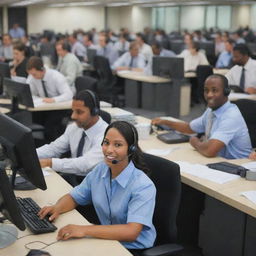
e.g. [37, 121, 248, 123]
[206, 162, 248, 177]
[16, 197, 57, 234]
[157, 131, 190, 144]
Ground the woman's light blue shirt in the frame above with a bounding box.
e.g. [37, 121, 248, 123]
[70, 161, 156, 249]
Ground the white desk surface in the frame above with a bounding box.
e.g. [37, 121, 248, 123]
[229, 92, 256, 101]
[137, 116, 256, 218]
[184, 68, 229, 78]
[0, 107, 10, 114]
[0, 99, 112, 111]
[0, 170, 131, 256]
[117, 71, 171, 83]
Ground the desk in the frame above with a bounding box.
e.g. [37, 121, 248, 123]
[0, 107, 10, 114]
[184, 68, 229, 78]
[0, 170, 131, 256]
[117, 71, 190, 117]
[229, 92, 256, 102]
[137, 116, 256, 256]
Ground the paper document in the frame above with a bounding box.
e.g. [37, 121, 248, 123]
[175, 161, 240, 184]
[33, 98, 43, 107]
[146, 147, 180, 156]
[240, 191, 256, 204]
[42, 167, 51, 176]
[241, 161, 256, 171]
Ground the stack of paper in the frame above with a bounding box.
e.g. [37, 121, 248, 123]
[109, 108, 136, 125]
[175, 161, 240, 184]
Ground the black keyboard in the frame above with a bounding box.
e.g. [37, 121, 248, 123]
[157, 131, 190, 144]
[206, 162, 248, 177]
[16, 197, 57, 234]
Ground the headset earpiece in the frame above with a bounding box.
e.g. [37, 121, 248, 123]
[128, 124, 137, 155]
[86, 89, 100, 116]
[224, 86, 231, 96]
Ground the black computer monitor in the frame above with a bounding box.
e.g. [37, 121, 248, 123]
[0, 63, 11, 95]
[0, 113, 47, 190]
[152, 56, 184, 79]
[87, 48, 97, 65]
[3, 78, 34, 113]
[0, 165, 26, 248]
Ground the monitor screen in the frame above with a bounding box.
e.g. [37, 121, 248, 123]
[0, 164, 26, 248]
[3, 78, 34, 113]
[0, 113, 47, 190]
[87, 48, 97, 65]
[0, 63, 11, 95]
[152, 56, 184, 79]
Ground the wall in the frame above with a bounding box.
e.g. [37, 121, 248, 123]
[27, 5, 105, 33]
[231, 5, 250, 30]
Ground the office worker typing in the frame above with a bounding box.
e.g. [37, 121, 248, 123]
[225, 44, 256, 94]
[37, 90, 108, 184]
[26, 56, 73, 103]
[38, 121, 156, 255]
[152, 74, 252, 158]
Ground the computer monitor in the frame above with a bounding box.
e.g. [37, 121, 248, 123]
[152, 56, 184, 79]
[0, 165, 26, 248]
[0, 113, 47, 191]
[0, 63, 11, 95]
[87, 48, 97, 65]
[3, 78, 34, 113]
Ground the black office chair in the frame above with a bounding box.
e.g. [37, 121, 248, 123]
[196, 65, 213, 102]
[94, 55, 124, 106]
[142, 153, 184, 256]
[232, 99, 256, 148]
[99, 109, 111, 124]
[75, 76, 98, 93]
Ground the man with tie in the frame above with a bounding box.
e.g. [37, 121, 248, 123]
[152, 74, 252, 159]
[37, 90, 108, 185]
[26, 56, 73, 103]
[112, 42, 146, 72]
[225, 44, 256, 94]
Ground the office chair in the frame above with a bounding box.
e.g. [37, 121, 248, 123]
[170, 40, 185, 54]
[94, 55, 124, 106]
[99, 109, 111, 124]
[232, 99, 256, 148]
[141, 153, 184, 256]
[196, 65, 213, 102]
[198, 42, 216, 66]
[75, 76, 98, 93]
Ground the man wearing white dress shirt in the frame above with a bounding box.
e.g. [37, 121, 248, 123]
[225, 44, 256, 94]
[26, 56, 73, 103]
[136, 33, 153, 64]
[37, 89, 108, 185]
[68, 33, 87, 61]
[112, 42, 146, 72]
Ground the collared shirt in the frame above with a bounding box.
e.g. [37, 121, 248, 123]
[112, 52, 146, 70]
[71, 41, 87, 58]
[215, 51, 232, 68]
[37, 117, 108, 175]
[26, 68, 73, 102]
[97, 44, 119, 65]
[190, 101, 252, 159]
[140, 43, 153, 64]
[225, 58, 256, 89]
[178, 49, 209, 72]
[9, 27, 25, 39]
[159, 49, 176, 57]
[0, 45, 13, 60]
[57, 53, 83, 89]
[114, 41, 130, 52]
[70, 161, 156, 249]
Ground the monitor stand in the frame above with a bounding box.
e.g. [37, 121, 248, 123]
[0, 224, 18, 248]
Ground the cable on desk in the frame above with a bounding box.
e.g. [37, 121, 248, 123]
[25, 240, 59, 250]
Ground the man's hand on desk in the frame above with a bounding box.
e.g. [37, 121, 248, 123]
[151, 118, 166, 126]
[43, 97, 55, 103]
[249, 151, 256, 160]
[40, 158, 52, 168]
[57, 224, 88, 240]
[245, 87, 256, 94]
[38, 205, 61, 222]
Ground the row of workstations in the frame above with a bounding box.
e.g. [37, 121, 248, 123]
[1, 101, 256, 256]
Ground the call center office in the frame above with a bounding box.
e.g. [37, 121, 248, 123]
[1, 0, 256, 256]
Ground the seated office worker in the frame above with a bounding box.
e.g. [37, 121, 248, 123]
[39, 121, 156, 255]
[152, 74, 252, 159]
[26, 56, 73, 103]
[112, 42, 146, 72]
[37, 90, 108, 181]
[225, 44, 256, 94]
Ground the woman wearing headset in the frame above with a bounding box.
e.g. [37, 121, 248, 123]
[39, 121, 156, 255]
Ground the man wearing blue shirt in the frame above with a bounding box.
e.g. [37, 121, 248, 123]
[215, 39, 234, 69]
[152, 74, 252, 159]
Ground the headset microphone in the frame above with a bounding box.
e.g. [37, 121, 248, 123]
[111, 153, 133, 164]
[112, 159, 119, 164]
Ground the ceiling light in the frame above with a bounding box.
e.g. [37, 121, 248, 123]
[10, 0, 45, 7]
[107, 2, 131, 7]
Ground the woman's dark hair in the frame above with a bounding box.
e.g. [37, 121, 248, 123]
[13, 42, 26, 53]
[26, 249, 51, 256]
[103, 121, 150, 175]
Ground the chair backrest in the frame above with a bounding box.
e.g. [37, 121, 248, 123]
[94, 55, 114, 82]
[196, 65, 213, 100]
[232, 99, 256, 147]
[143, 153, 181, 245]
[75, 76, 98, 93]
[99, 109, 111, 124]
